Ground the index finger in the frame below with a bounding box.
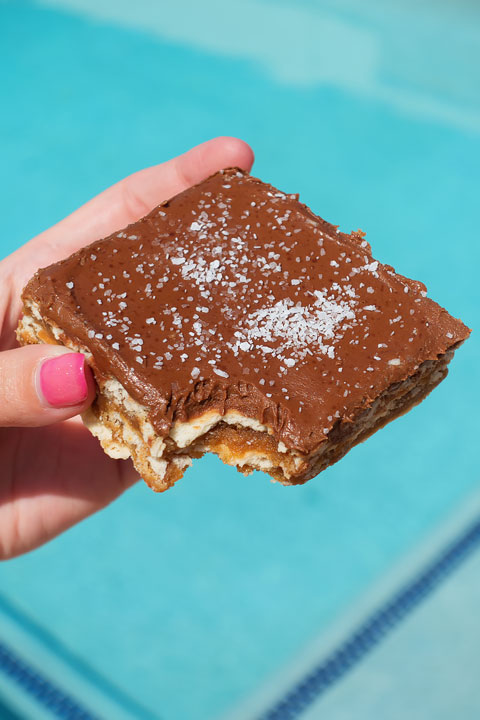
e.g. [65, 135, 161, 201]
[13, 136, 254, 285]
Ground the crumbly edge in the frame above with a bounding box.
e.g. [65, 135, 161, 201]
[17, 302, 455, 492]
[16, 304, 307, 491]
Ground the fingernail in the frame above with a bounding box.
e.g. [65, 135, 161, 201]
[38, 353, 89, 408]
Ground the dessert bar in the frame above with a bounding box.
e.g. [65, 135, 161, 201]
[17, 169, 470, 490]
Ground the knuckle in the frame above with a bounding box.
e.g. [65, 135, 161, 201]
[121, 177, 152, 221]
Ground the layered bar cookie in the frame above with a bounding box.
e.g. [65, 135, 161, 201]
[17, 169, 470, 491]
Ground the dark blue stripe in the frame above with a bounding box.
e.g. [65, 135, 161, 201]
[0, 640, 98, 719]
[260, 514, 480, 720]
[0, 593, 159, 720]
[0, 696, 22, 720]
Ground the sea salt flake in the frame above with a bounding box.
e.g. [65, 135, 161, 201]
[190, 221, 204, 232]
[213, 368, 229, 378]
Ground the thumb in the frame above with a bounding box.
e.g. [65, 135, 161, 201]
[0, 345, 96, 427]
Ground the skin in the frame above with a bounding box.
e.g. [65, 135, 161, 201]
[0, 137, 254, 560]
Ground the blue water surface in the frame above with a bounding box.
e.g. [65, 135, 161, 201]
[0, 1, 479, 718]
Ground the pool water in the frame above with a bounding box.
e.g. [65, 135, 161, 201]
[0, 1, 479, 718]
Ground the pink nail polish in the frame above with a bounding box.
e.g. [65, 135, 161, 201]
[38, 353, 89, 408]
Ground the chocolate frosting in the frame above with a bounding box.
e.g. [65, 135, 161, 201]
[23, 169, 470, 453]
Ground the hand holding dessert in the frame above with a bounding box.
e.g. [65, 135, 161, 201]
[0, 133, 469, 561]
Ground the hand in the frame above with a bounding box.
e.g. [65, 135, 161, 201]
[0, 137, 254, 559]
